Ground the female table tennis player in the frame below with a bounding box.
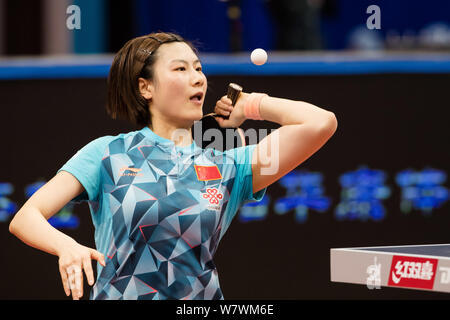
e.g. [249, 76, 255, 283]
[9, 32, 337, 300]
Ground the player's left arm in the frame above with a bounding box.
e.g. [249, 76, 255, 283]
[250, 95, 338, 193]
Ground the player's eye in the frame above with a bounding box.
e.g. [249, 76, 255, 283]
[196, 66, 202, 72]
[175, 66, 186, 71]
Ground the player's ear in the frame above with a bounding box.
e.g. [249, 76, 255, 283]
[138, 77, 153, 100]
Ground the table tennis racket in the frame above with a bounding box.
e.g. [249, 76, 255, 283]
[192, 83, 246, 151]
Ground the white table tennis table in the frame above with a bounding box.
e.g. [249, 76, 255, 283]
[331, 244, 450, 293]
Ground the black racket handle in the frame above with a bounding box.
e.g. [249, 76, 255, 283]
[222, 83, 243, 120]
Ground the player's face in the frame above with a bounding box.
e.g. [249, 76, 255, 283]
[150, 42, 207, 126]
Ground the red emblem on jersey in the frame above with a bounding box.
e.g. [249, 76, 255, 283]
[202, 188, 224, 204]
[194, 165, 222, 181]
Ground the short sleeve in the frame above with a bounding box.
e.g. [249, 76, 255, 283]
[219, 144, 267, 239]
[227, 144, 267, 203]
[57, 136, 112, 204]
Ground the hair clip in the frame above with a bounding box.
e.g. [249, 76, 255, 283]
[140, 49, 154, 66]
[141, 49, 153, 56]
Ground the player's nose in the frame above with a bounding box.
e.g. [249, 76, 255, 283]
[191, 70, 205, 88]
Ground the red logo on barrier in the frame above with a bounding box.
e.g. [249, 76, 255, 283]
[388, 255, 438, 290]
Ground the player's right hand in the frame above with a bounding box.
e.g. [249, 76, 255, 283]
[56, 238, 106, 300]
[214, 93, 248, 128]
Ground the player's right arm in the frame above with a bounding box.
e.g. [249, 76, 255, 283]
[9, 171, 105, 300]
[214, 93, 337, 194]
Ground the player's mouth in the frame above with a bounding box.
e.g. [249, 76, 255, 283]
[189, 92, 204, 105]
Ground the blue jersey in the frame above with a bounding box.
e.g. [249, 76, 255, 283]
[57, 126, 266, 300]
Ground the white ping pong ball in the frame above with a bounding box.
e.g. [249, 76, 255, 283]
[250, 48, 267, 66]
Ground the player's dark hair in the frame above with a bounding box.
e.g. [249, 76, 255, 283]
[106, 32, 199, 128]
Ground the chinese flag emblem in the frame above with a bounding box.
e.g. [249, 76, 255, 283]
[194, 165, 222, 181]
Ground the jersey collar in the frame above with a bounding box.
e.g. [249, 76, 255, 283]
[140, 126, 200, 153]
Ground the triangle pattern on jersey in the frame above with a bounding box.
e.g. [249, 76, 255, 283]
[109, 193, 122, 215]
[137, 144, 157, 159]
[134, 246, 158, 274]
[179, 214, 199, 234]
[149, 237, 178, 260]
[102, 156, 114, 182]
[152, 159, 176, 175]
[111, 275, 132, 293]
[167, 261, 176, 286]
[132, 275, 157, 296]
[157, 199, 182, 222]
[168, 237, 193, 260]
[126, 133, 144, 152]
[122, 277, 137, 299]
[181, 215, 201, 248]
[132, 204, 159, 235]
[105, 285, 123, 300]
[139, 224, 158, 243]
[168, 190, 199, 210]
[134, 181, 166, 199]
[158, 214, 181, 236]
[129, 184, 156, 201]
[110, 184, 131, 203]
[109, 138, 125, 155]
[131, 201, 155, 234]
